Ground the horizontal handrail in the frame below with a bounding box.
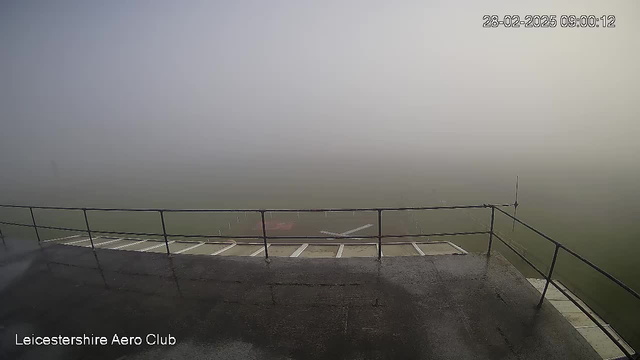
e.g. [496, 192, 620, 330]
[550, 277, 634, 359]
[0, 202, 507, 280]
[492, 232, 545, 278]
[493, 206, 559, 245]
[0, 203, 513, 213]
[492, 205, 638, 359]
[493, 206, 640, 302]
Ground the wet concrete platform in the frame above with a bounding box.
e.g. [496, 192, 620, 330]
[299, 244, 339, 258]
[341, 244, 377, 257]
[0, 237, 599, 360]
[265, 244, 299, 257]
[382, 243, 420, 256]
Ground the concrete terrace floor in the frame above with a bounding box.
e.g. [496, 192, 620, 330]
[0, 237, 600, 360]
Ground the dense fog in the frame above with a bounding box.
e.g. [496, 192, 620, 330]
[1, 0, 638, 210]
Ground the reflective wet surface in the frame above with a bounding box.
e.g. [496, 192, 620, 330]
[0, 237, 599, 360]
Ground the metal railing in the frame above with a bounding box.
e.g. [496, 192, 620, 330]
[489, 206, 638, 359]
[0, 203, 512, 259]
[0, 202, 637, 358]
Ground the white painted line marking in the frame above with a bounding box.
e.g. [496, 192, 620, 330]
[447, 241, 468, 254]
[175, 242, 205, 254]
[140, 241, 174, 252]
[341, 224, 373, 235]
[211, 243, 236, 256]
[64, 237, 100, 245]
[319, 231, 364, 240]
[336, 244, 345, 258]
[290, 244, 309, 258]
[320, 224, 373, 238]
[44, 234, 82, 243]
[320, 231, 344, 237]
[92, 238, 124, 247]
[250, 244, 270, 257]
[412, 242, 426, 256]
[112, 240, 146, 250]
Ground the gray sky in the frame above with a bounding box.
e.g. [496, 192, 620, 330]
[1, 0, 639, 186]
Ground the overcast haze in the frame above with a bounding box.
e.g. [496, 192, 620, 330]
[1, 0, 639, 207]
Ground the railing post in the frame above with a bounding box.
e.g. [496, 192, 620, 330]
[159, 210, 170, 255]
[538, 244, 560, 308]
[487, 206, 495, 255]
[29, 207, 41, 243]
[377, 209, 382, 260]
[82, 209, 95, 250]
[260, 210, 269, 260]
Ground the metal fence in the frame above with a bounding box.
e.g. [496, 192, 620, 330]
[0, 203, 513, 259]
[489, 206, 638, 359]
[0, 202, 638, 358]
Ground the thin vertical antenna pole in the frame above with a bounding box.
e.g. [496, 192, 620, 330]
[159, 210, 170, 255]
[260, 211, 269, 260]
[538, 244, 560, 308]
[30, 207, 41, 243]
[487, 206, 495, 255]
[83, 209, 95, 250]
[377, 210, 382, 260]
[512, 175, 519, 231]
[515, 175, 519, 206]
